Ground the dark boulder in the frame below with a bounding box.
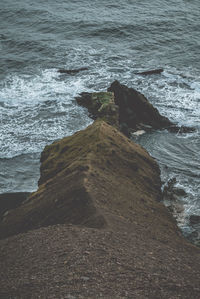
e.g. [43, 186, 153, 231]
[108, 80, 172, 135]
[162, 178, 186, 222]
[163, 178, 187, 200]
[167, 125, 195, 134]
[58, 67, 88, 74]
[190, 215, 200, 225]
[136, 68, 164, 75]
[0, 121, 170, 240]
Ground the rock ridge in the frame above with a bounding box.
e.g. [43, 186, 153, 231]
[0, 120, 176, 241]
[77, 80, 195, 137]
[0, 121, 200, 299]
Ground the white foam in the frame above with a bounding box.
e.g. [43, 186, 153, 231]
[0, 69, 93, 158]
[131, 67, 200, 128]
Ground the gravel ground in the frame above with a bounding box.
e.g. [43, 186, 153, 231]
[1, 215, 200, 299]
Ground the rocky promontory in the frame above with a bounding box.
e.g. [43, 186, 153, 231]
[0, 83, 199, 298]
[0, 120, 168, 239]
[77, 80, 195, 136]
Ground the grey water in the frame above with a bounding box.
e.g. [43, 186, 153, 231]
[0, 0, 199, 238]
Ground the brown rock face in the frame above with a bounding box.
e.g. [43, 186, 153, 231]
[0, 120, 176, 240]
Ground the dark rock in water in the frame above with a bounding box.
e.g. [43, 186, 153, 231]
[136, 68, 164, 75]
[173, 188, 187, 197]
[168, 125, 195, 134]
[162, 178, 186, 221]
[108, 80, 172, 136]
[164, 177, 177, 191]
[76, 92, 119, 128]
[187, 231, 200, 247]
[58, 67, 88, 74]
[0, 192, 30, 221]
[190, 215, 200, 225]
[167, 201, 184, 216]
[163, 178, 187, 201]
[1, 122, 200, 299]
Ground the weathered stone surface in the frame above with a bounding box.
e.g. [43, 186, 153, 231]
[76, 91, 119, 128]
[162, 178, 186, 223]
[1, 121, 200, 299]
[108, 80, 172, 136]
[163, 178, 187, 201]
[168, 125, 195, 133]
[0, 120, 178, 241]
[190, 215, 200, 225]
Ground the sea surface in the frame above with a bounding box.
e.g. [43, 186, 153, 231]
[0, 0, 199, 238]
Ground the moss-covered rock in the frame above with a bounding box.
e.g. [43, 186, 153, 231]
[76, 81, 195, 137]
[76, 82, 173, 137]
[0, 120, 180, 241]
[0, 192, 30, 221]
[76, 92, 119, 128]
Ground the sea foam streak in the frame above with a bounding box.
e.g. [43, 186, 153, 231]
[0, 69, 92, 159]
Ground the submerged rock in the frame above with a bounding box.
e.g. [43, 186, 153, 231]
[58, 67, 88, 74]
[187, 230, 200, 247]
[190, 215, 200, 225]
[162, 178, 186, 225]
[135, 68, 164, 75]
[163, 178, 187, 201]
[167, 125, 195, 134]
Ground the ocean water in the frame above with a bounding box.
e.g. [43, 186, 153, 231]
[0, 0, 199, 237]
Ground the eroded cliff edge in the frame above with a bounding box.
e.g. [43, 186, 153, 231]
[1, 120, 172, 240]
[0, 120, 200, 298]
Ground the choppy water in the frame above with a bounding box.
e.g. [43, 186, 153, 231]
[0, 0, 199, 237]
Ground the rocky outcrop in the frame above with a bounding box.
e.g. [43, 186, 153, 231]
[76, 92, 119, 128]
[108, 80, 172, 136]
[0, 120, 180, 241]
[77, 81, 195, 137]
[135, 68, 164, 75]
[58, 67, 88, 74]
[167, 125, 195, 133]
[162, 178, 186, 222]
[190, 215, 200, 225]
[76, 81, 171, 137]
